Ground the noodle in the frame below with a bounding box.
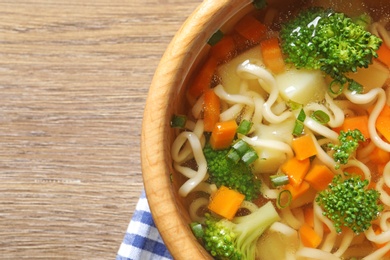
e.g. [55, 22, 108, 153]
[172, 130, 208, 197]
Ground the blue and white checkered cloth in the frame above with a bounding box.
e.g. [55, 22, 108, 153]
[116, 191, 173, 260]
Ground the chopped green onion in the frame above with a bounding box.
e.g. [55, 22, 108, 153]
[241, 150, 259, 166]
[311, 110, 330, 125]
[237, 119, 253, 135]
[190, 222, 204, 239]
[270, 174, 289, 187]
[293, 109, 306, 136]
[227, 139, 259, 165]
[207, 30, 224, 46]
[288, 100, 302, 110]
[293, 120, 304, 137]
[329, 80, 344, 96]
[253, 0, 267, 9]
[226, 149, 241, 164]
[297, 108, 306, 122]
[277, 190, 292, 209]
[232, 139, 251, 156]
[170, 114, 187, 128]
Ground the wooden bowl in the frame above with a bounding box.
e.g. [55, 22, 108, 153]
[141, 0, 253, 258]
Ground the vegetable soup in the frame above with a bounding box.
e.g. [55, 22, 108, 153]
[170, 0, 390, 259]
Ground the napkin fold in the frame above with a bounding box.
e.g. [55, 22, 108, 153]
[116, 191, 173, 260]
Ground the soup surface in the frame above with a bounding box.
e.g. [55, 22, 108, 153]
[170, 0, 390, 259]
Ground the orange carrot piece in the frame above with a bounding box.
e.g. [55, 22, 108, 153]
[210, 120, 238, 150]
[370, 146, 390, 165]
[284, 181, 311, 201]
[203, 89, 221, 132]
[304, 164, 334, 191]
[342, 115, 370, 139]
[304, 207, 331, 233]
[281, 157, 311, 187]
[292, 134, 318, 160]
[234, 15, 267, 44]
[304, 207, 315, 228]
[187, 57, 218, 104]
[376, 104, 390, 143]
[232, 31, 251, 52]
[299, 223, 322, 248]
[208, 185, 245, 220]
[377, 43, 390, 68]
[210, 35, 236, 63]
[260, 37, 286, 74]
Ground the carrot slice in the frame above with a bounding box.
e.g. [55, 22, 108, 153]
[304, 164, 334, 191]
[370, 146, 390, 165]
[376, 104, 390, 142]
[187, 57, 218, 104]
[209, 35, 236, 63]
[303, 207, 331, 233]
[342, 115, 370, 139]
[203, 89, 221, 132]
[281, 157, 311, 187]
[377, 43, 390, 68]
[210, 120, 237, 150]
[260, 37, 286, 74]
[284, 181, 311, 201]
[299, 223, 322, 248]
[292, 134, 317, 160]
[234, 15, 267, 44]
[208, 185, 245, 220]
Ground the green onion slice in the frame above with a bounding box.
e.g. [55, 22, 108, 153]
[241, 150, 259, 166]
[297, 108, 306, 122]
[288, 100, 302, 110]
[293, 120, 304, 137]
[270, 174, 289, 187]
[237, 119, 253, 135]
[232, 139, 251, 156]
[311, 110, 330, 125]
[329, 80, 344, 96]
[277, 190, 292, 209]
[226, 149, 241, 164]
[293, 108, 306, 136]
[207, 30, 224, 46]
[170, 114, 187, 128]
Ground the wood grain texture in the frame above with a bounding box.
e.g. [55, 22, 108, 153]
[0, 0, 201, 258]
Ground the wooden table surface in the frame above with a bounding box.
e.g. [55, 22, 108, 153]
[0, 0, 201, 258]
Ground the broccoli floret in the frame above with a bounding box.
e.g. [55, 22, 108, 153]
[203, 141, 261, 201]
[191, 201, 280, 260]
[328, 129, 366, 169]
[316, 174, 383, 234]
[280, 7, 382, 94]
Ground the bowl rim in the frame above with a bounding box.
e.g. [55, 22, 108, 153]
[141, 0, 252, 258]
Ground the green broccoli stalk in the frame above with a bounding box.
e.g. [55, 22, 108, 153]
[191, 201, 280, 260]
[316, 174, 383, 234]
[203, 141, 261, 201]
[328, 129, 365, 169]
[280, 7, 382, 94]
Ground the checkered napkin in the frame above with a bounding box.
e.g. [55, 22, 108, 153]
[116, 191, 173, 260]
